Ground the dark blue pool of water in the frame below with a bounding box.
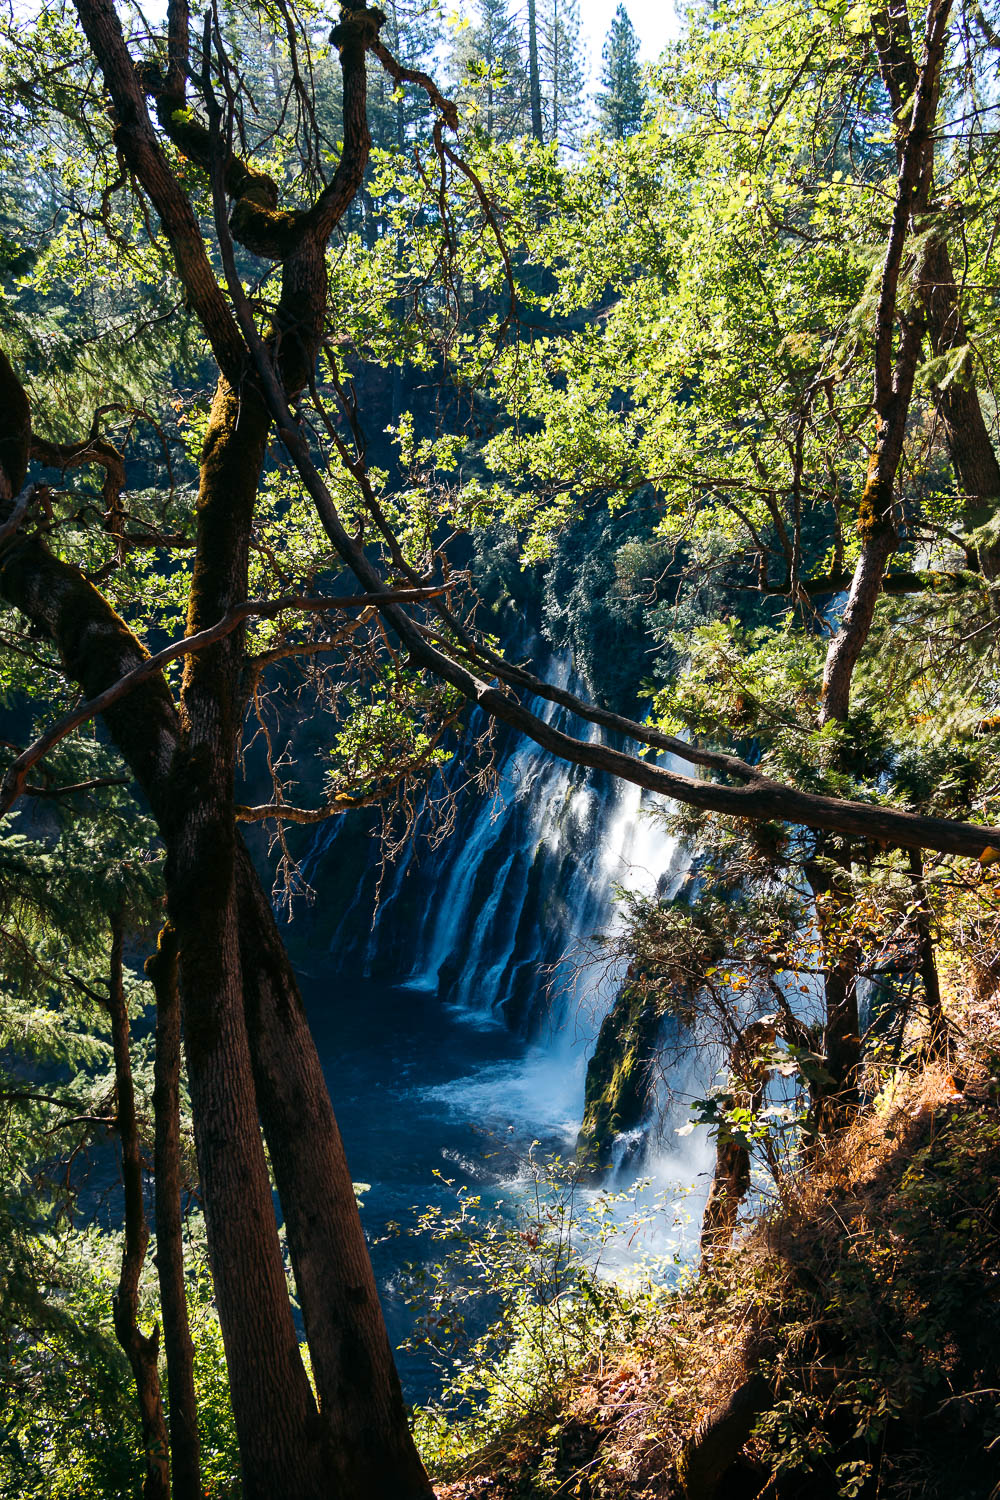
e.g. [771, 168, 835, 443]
[301, 974, 591, 1403]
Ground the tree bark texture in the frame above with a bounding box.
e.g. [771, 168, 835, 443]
[107, 923, 172, 1500]
[924, 237, 1000, 566]
[805, 859, 862, 1131]
[820, 0, 952, 725]
[907, 850, 947, 1049]
[677, 1373, 774, 1500]
[0, 379, 431, 1498]
[873, 2, 1000, 567]
[147, 925, 202, 1500]
[165, 380, 331, 1498]
[235, 847, 432, 1497]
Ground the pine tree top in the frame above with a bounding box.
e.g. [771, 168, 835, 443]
[596, 2, 646, 140]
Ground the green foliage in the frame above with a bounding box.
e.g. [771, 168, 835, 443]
[4, 0, 1000, 1489]
[596, 4, 647, 139]
[0, 1225, 242, 1500]
[1, 1228, 144, 1500]
[325, 665, 461, 800]
[401, 1150, 685, 1469]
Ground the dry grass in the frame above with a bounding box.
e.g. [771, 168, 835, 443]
[432, 994, 1000, 1500]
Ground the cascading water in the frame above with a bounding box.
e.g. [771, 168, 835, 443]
[293, 651, 714, 1391]
[301, 652, 691, 1120]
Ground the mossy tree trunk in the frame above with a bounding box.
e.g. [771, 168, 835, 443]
[167, 382, 332, 1497]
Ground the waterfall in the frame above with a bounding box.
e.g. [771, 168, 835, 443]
[305, 658, 685, 1021]
[293, 651, 717, 1303]
[297, 654, 701, 1151]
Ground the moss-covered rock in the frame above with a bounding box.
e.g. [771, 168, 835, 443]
[576, 982, 664, 1178]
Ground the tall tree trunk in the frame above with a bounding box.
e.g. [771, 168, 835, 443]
[527, 0, 543, 140]
[907, 850, 947, 1050]
[924, 239, 1000, 570]
[820, 0, 951, 724]
[0, 395, 431, 1495]
[805, 858, 862, 1131]
[872, 3, 1000, 571]
[165, 379, 329, 1498]
[147, 924, 202, 1500]
[180, 373, 429, 1496]
[107, 922, 172, 1500]
[235, 845, 433, 1498]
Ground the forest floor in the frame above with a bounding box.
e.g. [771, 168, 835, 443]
[432, 992, 1000, 1500]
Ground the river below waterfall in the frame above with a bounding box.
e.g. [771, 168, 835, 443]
[301, 974, 589, 1400]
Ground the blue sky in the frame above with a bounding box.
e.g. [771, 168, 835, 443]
[579, 0, 681, 73]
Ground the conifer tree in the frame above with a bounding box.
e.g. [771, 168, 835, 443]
[537, 0, 586, 147]
[527, 0, 544, 139]
[596, 2, 646, 138]
[453, 0, 531, 140]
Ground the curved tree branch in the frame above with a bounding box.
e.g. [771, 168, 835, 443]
[225, 313, 1000, 860]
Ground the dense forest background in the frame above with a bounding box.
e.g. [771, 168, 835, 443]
[2, 1, 1000, 1497]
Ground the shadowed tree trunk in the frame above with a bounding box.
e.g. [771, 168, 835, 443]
[235, 844, 432, 1497]
[107, 921, 172, 1500]
[147, 924, 201, 1500]
[677, 1372, 774, 1500]
[805, 856, 863, 1131]
[163, 379, 330, 1498]
[925, 244, 1000, 573]
[907, 850, 947, 1052]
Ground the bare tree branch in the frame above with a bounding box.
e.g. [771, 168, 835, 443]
[0, 587, 445, 815]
